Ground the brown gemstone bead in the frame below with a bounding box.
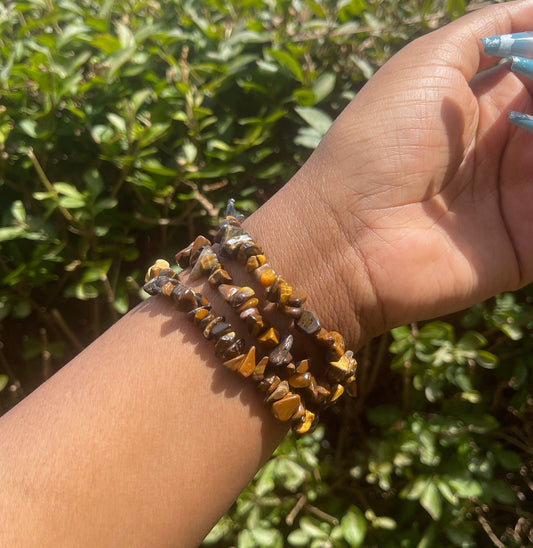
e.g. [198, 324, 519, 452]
[328, 351, 357, 382]
[245, 254, 266, 272]
[306, 376, 318, 399]
[196, 312, 215, 330]
[257, 326, 280, 348]
[258, 375, 280, 393]
[189, 235, 211, 263]
[187, 306, 212, 325]
[189, 246, 218, 281]
[327, 383, 344, 405]
[174, 287, 198, 312]
[203, 316, 225, 340]
[266, 380, 289, 402]
[287, 290, 307, 307]
[277, 283, 293, 305]
[161, 281, 175, 297]
[265, 276, 283, 302]
[281, 306, 303, 319]
[293, 410, 317, 436]
[315, 385, 331, 404]
[222, 234, 254, 257]
[344, 374, 357, 397]
[217, 223, 243, 246]
[295, 309, 321, 335]
[145, 259, 170, 282]
[268, 335, 293, 367]
[175, 243, 194, 268]
[208, 267, 233, 287]
[285, 362, 296, 375]
[218, 284, 240, 301]
[252, 356, 269, 382]
[229, 287, 255, 308]
[238, 298, 259, 313]
[315, 329, 346, 360]
[210, 321, 232, 339]
[214, 331, 237, 357]
[224, 353, 245, 372]
[271, 393, 302, 421]
[288, 372, 312, 388]
[223, 338, 245, 360]
[238, 346, 256, 378]
[259, 267, 276, 289]
[291, 402, 306, 422]
[241, 310, 265, 337]
[237, 242, 263, 264]
[296, 359, 310, 374]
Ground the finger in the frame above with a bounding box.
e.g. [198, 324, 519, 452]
[412, 0, 533, 81]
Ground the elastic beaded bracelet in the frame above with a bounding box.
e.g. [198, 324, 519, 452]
[215, 200, 358, 396]
[176, 231, 348, 413]
[143, 262, 317, 436]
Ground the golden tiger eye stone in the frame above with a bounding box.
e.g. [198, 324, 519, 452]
[238, 346, 256, 378]
[238, 298, 259, 313]
[295, 309, 321, 335]
[190, 235, 211, 260]
[287, 290, 307, 307]
[214, 331, 236, 357]
[252, 356, 269, 380]
[277, 283, 293, 305]
[315, 329, 346, 360]
[218, 284, 240, 301]
[296, 359, 310, 373]
[237, 242, 263, 264]
[203, 316, 225, 340]
[246, 254, 266, 272]
[328, 383, 344, 404]
[266, 380, 289, 402]
[175, 243, 194, 268]
[288, 372, 312, 388]
[189, 246, 218, 281]
[293, 410, 316, 435]
[257, 326, 280, 348]
[344, 375, 357, 397]
[161, 281, 175, 297]
[208, 267, 233, 287]
[291, 402, 306, 422]
[229, 287, 255, 308]
[258, 375, 280, 393]
[271, 393, 302, 421]
[145, 259, 170, 282]
[224, 353, 245, 372]
[259, 268, 276, 289]
[328, 351, 357, 382]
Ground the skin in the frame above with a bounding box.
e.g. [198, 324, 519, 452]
[1, 1, 533, 546]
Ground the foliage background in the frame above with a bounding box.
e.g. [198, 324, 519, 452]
[0, 0, 531, 546]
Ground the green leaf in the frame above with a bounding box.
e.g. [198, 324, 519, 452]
[267, 49, 304, 82]
[474, 350, 498, 369]
[312, 72, 336, 103]
[420, 481, 442, 520]
[341, 506, 366, 547]
[448, 478, 482, 498]
[294, 106, 333, 135]
[287, 530, 310, 546]
[0, 375, 8, 392]
[299, 517, 328, 540]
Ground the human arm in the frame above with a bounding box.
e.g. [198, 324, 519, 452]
[1, 1, 533, 546]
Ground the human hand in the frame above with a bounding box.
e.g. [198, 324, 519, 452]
[247, 0, 533, 348]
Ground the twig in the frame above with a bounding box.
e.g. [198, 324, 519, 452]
[100, 273, 119, 324]
[286, 494, 307, 526]
[51, 308, 84, 352]
[28, 148, 74, 223]
[476, 508, 506, 548]
[40, 327, 52, 380]
[307, 505, 338, 525]
[186, 181, 220, 218]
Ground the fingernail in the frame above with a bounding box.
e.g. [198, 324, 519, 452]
[511, 56, 533, 79]
[481, 31, 533, 59]
[508, 111, 533, 134]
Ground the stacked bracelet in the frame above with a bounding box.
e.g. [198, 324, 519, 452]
[143, 200, 357, 436]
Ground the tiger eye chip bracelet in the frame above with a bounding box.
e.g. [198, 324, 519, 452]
[177, 233, 351, 414]
[144, 261, 317, 436]
[146, 200, 358, 436]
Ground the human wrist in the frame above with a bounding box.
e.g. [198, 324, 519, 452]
[242, 162, 378, 351]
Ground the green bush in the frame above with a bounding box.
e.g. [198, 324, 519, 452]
[1, 0, 531, 546]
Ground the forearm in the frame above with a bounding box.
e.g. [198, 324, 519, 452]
[0, 177, 366, 547]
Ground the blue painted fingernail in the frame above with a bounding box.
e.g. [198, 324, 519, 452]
[511, 56, 533, 79]
[482, 32, 533, 59]
[508, 111, 533, 134]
